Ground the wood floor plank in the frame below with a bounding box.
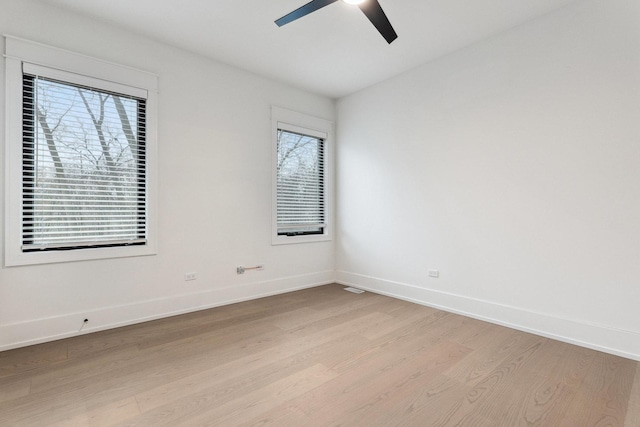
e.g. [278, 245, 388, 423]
[428, 335, 549, 426]
[582, 352, 637, 426]
[397, 333, 552, 426]
[133, 332, 369, 414]
[0, 340, 68, 378]
[26, 318, 278, 397]
[47, 396, 141, 427]
[359, 305, 431, 341]
[325, 340, 474, 427]
[625, 363, 640, 427]
[243, 339, 471, 426]
[189, 363, 337, 427]
[28, 342, 142, 394]
[0, 375, 31, 403]
[497, 344, 598, 426]
[442, 327, 524, 387]
[378, 373, 472, 427]
[0, 283, 637, 427]
[510, 374, 577, 426]
[120, 363, 337, 426]
[476, 341, 583, 426]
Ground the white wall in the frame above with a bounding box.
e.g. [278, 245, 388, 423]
[336, 0, 640, 360]
[0, 0, 335, 350]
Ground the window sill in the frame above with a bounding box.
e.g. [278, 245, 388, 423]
[5, 244, 157, 267]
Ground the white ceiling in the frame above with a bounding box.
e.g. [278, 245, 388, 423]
[40, 0, 579, 98]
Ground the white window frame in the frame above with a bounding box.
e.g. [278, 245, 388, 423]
[4, 36, 158, 266]
[271, 106, 333, 245]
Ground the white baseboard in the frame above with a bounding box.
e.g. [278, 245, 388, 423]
[0, 270, 334, 352]
[336, 270, 640, 361]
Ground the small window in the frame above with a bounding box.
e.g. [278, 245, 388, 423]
[272, 107, 332, 245]
[276, 128, 325, 236]
[4, 36, 157, 266]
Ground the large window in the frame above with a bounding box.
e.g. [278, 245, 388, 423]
[22, 68, 147, 251]
[4, 37, 157, 266]
[272, 107, 332, 245]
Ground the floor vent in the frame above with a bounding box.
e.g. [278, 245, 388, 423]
[344, 287, 365, 294]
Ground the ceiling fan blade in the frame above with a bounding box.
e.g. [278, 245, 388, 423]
[275, 0, 339, 27]
[358, 0, 398, 44]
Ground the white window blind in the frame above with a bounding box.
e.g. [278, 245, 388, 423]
[276, 128, 325, 236]
[21, 67, 147, 251]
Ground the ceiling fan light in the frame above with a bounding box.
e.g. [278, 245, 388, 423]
[343, 0, 366, 5]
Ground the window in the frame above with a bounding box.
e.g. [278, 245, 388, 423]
[22, 67, 147, 251]
[4, 36, 157, 266]
[277, 128, 325, 235]
[272, 107, 332, 245]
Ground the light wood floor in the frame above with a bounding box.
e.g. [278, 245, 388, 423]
[1, 284, 638, 426]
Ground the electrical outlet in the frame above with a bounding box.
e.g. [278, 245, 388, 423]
[236, 266, 245, 274]
[428, 269, 439, 278]
[184, 272, 197, 281]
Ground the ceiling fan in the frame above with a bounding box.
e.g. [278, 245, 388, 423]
[275, 0, 398, 44]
